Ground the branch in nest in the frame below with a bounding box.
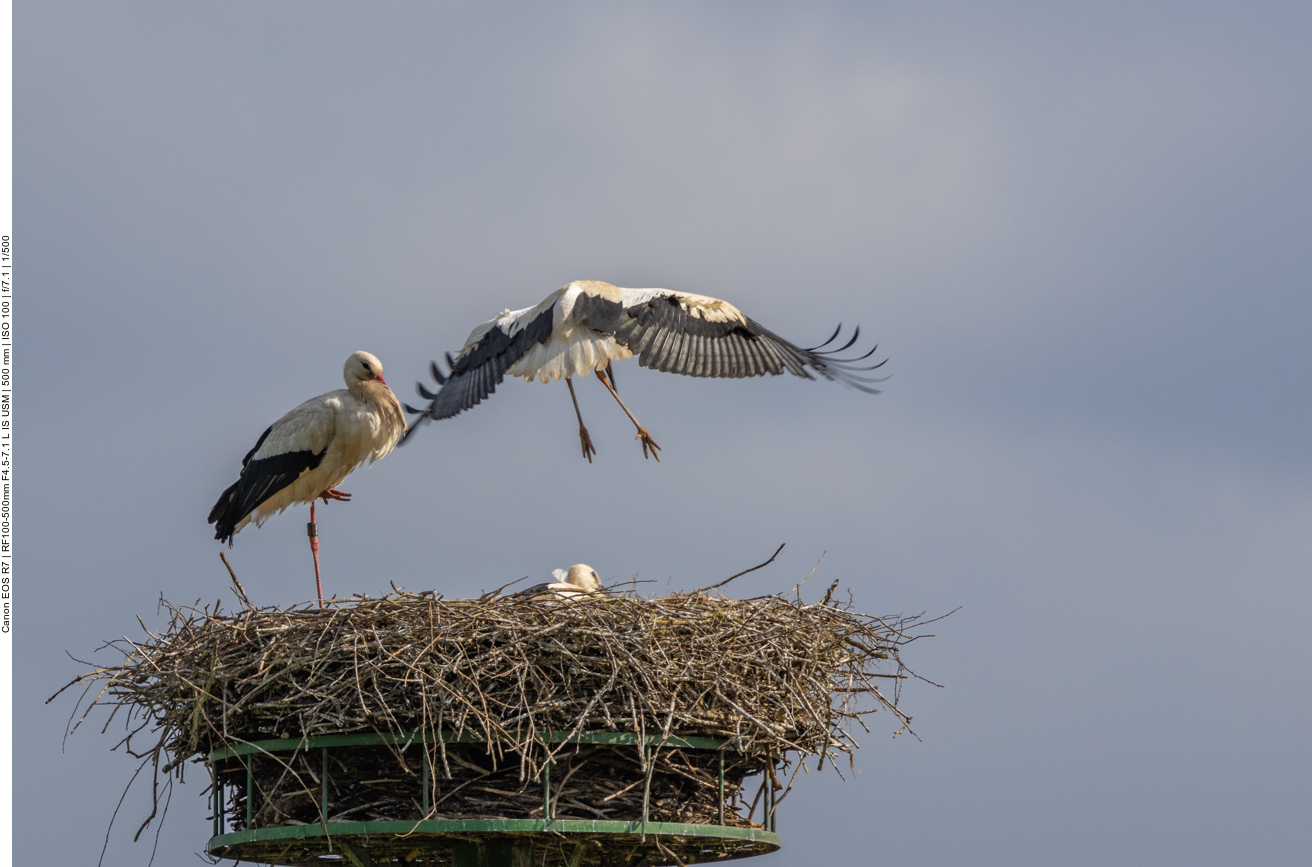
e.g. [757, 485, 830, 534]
[694, 543, 785, 593]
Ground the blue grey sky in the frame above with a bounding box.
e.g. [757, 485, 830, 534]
[18, 2, 1312, 865]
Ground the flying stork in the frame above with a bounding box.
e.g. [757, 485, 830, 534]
[511, 564, 606, 601]
[208, 351, 407, 606]
[404, 281, 885, 460]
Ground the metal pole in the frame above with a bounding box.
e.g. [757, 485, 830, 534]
[246, 755, 253, 829]
[211, 765, 219, 838]
[641, 744, 651, 833]
[321, 748, 329, 826]
[543, 755, 552, 820]
[422, 747, 430, 816]
[718, 751, 725, 826]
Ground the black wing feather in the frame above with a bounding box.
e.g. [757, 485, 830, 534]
[240, 425, 273, 469]
[208, 445, 326, 544]
[588, 292, 886, 390]
[411, 306, 556, 424]
[508, 582, 555, 599]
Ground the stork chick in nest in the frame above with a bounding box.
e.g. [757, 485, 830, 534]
[512, 564, 605, 601]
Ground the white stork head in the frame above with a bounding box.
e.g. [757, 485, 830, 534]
[345, 351, 388, 388]
[344, 351, 407, 433]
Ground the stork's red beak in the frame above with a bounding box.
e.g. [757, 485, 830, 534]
[374, 374, 389, 386]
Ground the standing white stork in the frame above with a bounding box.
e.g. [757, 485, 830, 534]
[403, 280, 884, 460]
[208, 351, 407, 606]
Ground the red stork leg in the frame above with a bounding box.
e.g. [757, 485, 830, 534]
[308, 502, 324, 609]
[566, 377, 597, 462]
[595, 368, 662, 461]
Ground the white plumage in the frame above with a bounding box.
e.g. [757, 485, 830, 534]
[405, 280, 884, 460]
[512, 564, 606, 601]
[209, 351, 407, 543]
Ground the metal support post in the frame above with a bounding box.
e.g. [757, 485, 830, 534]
[321, 748, 329, 825]
[422, 747, 430, 816]
[718, 750, 726, 826]
[641, 744, 652, 833]
[211, 766, 219, 838]
[543, 756, 552, 820]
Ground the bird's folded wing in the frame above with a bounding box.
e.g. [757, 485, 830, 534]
[210, 397, 338, 535]
[222, 448, 327, 527]
[239, 425, 274, 469]
[253, 395, 339, 460]
[507, 582, 555, 599]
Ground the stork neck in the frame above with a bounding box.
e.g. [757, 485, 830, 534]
[354, 379, 407, 429]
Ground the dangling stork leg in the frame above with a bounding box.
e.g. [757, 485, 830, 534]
[595, 368, 662, 461]
[565, 378, 597, 463]
[308, 502, 324, 609]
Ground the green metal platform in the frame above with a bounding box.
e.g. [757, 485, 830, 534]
[206, 731, 781, 866]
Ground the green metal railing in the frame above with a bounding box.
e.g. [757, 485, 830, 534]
[207, 730, 781, 865]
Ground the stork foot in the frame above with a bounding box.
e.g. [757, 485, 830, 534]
[635, 428, 662, 461]
[578, 425, 597, 463]
[319, 488, 352, 503]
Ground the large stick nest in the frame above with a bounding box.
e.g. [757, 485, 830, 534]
[55, 582, 939, 863]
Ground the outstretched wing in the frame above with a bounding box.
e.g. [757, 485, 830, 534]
[408, 304, 557, 430]
[576, 288, 886, 390]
